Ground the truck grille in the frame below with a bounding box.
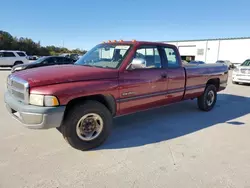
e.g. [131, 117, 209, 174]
[240, 69, 250, 74]
[7, 75, 29, 103]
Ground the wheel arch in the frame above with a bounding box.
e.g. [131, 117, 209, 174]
[14, 61, 24, 65]
[64, 94, 117, 118]
[206, 78, 220, 91]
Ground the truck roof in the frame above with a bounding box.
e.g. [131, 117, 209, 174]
[101, 40, 174, 46]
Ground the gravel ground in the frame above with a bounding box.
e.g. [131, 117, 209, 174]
[0, 69, 249, 188]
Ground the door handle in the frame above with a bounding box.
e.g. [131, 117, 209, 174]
[161, 73, 167, 78]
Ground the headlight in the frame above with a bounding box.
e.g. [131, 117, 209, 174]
[29, 94, 59, 106]
[233, 68, 239, 73]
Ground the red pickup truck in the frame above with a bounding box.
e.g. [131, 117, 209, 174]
[5, 40, 228, 150]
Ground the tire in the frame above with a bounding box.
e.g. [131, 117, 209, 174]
[197, 84, 217, 111]
[232, 81, 238, 84]
[60, 100, 113, 151]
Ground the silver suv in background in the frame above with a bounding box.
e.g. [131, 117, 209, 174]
[0, 50, 29, 67]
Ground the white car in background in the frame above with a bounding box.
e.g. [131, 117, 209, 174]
[0, 50, 29, 67]
[232, 59, 250, 84]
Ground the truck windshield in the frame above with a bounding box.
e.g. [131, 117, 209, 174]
[74, 44, 132, 69]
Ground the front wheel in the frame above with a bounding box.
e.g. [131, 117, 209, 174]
[197, 85, 217, 111]
[60, 100, 113, 151]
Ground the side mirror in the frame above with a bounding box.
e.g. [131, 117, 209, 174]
[127, 58, 146, 70]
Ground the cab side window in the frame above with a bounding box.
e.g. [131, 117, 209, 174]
[134, 47, 162, 68]
[164, 47, 179, 68]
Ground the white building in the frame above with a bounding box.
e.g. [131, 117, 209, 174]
[163, 37, 250, 64]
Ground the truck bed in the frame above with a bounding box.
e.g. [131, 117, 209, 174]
[183, 63, 228, 100]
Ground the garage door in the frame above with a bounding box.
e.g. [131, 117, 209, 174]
[178, 46, 196, 56]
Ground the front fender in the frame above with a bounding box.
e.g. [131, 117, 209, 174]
[29, 79, 119, 105]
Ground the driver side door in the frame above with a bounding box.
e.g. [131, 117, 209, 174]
[118, 45, 168, 115]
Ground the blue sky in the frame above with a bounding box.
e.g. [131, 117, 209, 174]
[1, 0, 249, 50]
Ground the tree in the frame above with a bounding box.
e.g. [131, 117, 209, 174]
[0, 30, 87, 56]
[0, 31, 14, 50]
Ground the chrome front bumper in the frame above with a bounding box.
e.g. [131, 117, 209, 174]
[4, 92, 65, 129]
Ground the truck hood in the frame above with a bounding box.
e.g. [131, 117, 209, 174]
[13, 64, 119, 87]
[237, 66, 250, 74]
[238, 66, 250, 69]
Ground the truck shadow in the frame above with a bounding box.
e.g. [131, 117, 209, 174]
[96, 93, 250, 150]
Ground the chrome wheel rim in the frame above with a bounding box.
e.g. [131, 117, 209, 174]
[207, 90, 215, 106]
[76, 113, 104, 141]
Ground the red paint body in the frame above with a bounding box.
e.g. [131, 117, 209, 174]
[13, 41, 228, 116]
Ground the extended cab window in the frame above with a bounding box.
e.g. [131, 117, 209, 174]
[164, 47, 179, 68]
[134, 47, 162, 68]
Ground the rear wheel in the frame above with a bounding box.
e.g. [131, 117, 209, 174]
[13, 61, 23, 66]
[60, 100, 113, 151]
[197, 84, 217, 111]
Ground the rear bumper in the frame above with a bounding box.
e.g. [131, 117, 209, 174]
[4, 92, 65, 129]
